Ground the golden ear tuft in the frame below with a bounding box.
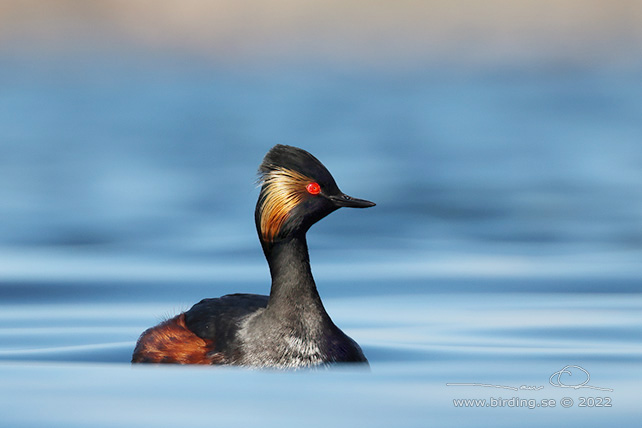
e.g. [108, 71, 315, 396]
[258, 167, 316, 242]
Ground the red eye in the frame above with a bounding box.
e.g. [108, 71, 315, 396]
[306, 182, 321, 195]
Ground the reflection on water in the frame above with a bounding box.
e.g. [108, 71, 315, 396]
[0, 56, 641, 427]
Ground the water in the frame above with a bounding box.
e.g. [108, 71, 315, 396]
[1, 54, 641, 426]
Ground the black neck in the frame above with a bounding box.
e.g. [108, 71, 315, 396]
[263, 234, 330, 324]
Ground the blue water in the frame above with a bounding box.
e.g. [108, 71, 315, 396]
[1, 54, 641, 427]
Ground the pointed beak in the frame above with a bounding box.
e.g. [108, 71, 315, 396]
[329, 193, 376, 208]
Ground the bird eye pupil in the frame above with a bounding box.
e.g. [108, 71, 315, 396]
[306, 182, 321, 195]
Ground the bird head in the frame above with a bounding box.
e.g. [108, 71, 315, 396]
[255, 145, 375, 246]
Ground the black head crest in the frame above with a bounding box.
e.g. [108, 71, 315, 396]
[258, 145, 337, 189]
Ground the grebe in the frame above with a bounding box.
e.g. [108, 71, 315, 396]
[132, 144, 375, 368]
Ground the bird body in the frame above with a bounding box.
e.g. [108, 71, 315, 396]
[132, 145, 374, 368]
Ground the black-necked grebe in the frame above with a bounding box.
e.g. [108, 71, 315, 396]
[132, 145, 375, 368]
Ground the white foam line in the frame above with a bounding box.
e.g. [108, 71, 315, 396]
[1, 247, 640, 282]
[0, 341, 133, 356]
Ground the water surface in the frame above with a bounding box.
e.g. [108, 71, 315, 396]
[1, 55, 641, 426]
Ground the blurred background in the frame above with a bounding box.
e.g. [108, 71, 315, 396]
[1, 0, 641, 279]
[1, 2, 641, 427]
